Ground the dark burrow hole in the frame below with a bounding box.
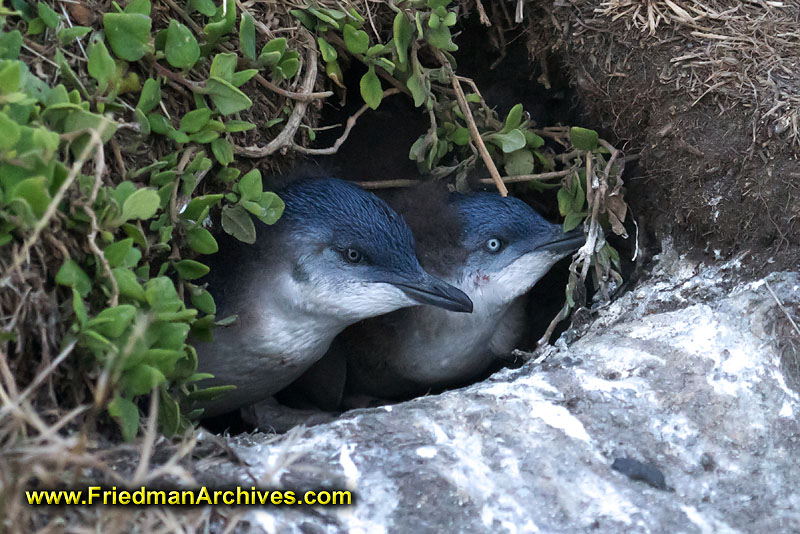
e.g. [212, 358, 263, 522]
[202, 15, 647, 436]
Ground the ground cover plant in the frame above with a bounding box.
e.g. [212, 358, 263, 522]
[0, 1, 628, 530]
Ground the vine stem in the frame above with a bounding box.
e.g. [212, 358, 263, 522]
[435, 51, 508, 196]
[294, 89, 402, 155]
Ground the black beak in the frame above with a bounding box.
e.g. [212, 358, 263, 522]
[393, 274, 473, 313]
[537, 228, 586, 255]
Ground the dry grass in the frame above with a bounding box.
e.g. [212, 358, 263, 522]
[0, 342, 222, 533]
[583, 0, 800, 144]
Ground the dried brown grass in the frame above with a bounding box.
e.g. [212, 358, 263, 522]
[583, 0, 800, 144]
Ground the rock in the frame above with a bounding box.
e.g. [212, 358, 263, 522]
[207, 250, 800, 533]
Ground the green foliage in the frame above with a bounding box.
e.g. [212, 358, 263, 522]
[0, 0, 295, 443]
[1, 0, 625, 445]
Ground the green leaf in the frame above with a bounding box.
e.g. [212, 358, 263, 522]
[56, 259, 92, 297]
[0, 30, 23, 60]
[289, 9, 316, 30]
[191, 289, 216, 315]
[179, 108, 211, 133]
[224, 120, 256, 133]
[37, 2, 59, 28]
[210, 138, 233, 165]
[230, 69, 257, 87]
[89, 305, 136, 338]
[425, 24, 458, 51]
[360, 66, 382, 110]
[30, 18, 47, 36]
[0, 60, 21, 94]
[72, 288, 88, 327]
[181, 193, 222, 221]
[317, 36, 337, 62]
[366, 44, 385, 57]
[570, 126, 598, 151]
[175, 259, 210, 280]
[189, 0, 216, 16]
[275, 53, 298, 80]
[103, 12, 152, 62]
[165, 20, 200, 70]
[187, 227, 218, 254]
[238, 169, 262, 201]
[241, 199, 265, 218]
[256, 192, 284, 224]
[58, 26, 91, 45]
[239, 12, 256, 61]
[158, 390, 181, 437]
[103, 238, 134, 268]
[258, 37, 286, 68]
[203, 0, 235, 44]
[188, 130, 218, 143]
[209, 52, 237, 81]
[0, 111, 20, 150]
[488, 129, 526, 153]
[523, 130, 545, 149]
[504, 149, 534, 176]
[557, 186, 572, 216]
[325, 58, 344, 87]
[124, 364, 165, 396]
[112, 267, 146, 301]
[205, 77, 252, 115]
[451, 127, 469, 146]
[221, 203, 255, 243]
[145, 277, 182, 312]
[501, 104, 523, 134]
[393, 12, 414, 65]
[11, 176, 50, 217]
[121, 188, 160, 221]
[343, 24, 369, 54]
[108, 396, 139, 441]
[88, 41, 116, 92]
[258, 50, 282, 68]
[147, 112, 170, 134]
[124, 0, 151, 15]
[563, 212, 585, 232]
[406, 72, 426, 107]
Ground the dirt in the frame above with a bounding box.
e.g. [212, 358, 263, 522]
[537, 1, 800, 274]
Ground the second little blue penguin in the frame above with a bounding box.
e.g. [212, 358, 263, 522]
[194, 178, 473, 416]
[325, 188, 585, 401]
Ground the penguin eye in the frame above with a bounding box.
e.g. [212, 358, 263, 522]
[486, 238, 503, 253]
[344, 248, 364, 264]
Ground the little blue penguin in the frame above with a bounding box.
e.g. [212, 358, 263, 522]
[318, 188, 585, 402]
[194, 177, 473, 416]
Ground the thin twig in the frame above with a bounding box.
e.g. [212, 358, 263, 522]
[478, 168, 576, 185]
[765, 281, 800, 339]
[235, 39, 320, 158]
[133, 387, 159, 484]
[253, 74, 333, 102]
[80, 131, 119, 307]
[0, 341, 76, 421]
[436, 51, 508, 196]
[293, 89, 401, 155]
[355, 179, 422, 189]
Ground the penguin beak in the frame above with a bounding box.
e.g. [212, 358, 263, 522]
[391, 273, 473, 313]
[537, 228, 585, 255]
